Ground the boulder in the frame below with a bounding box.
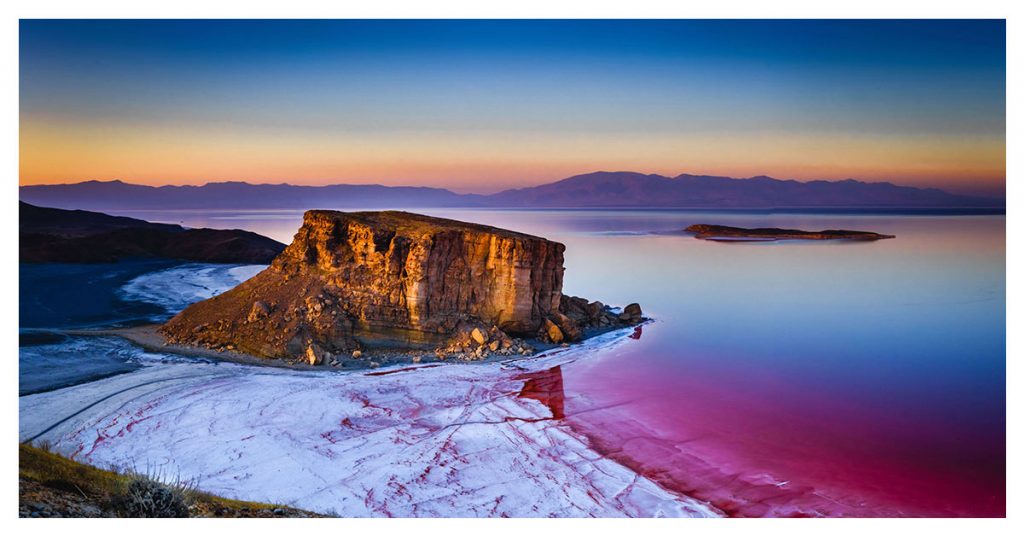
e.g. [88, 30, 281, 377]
[247, 301, 271, 322]
[550, 312, 581, 342]
[305, 342, 324, 366]
[541, 318, 564, 344]
[619, 303, 643, 324]
[558, 294, 625, 331]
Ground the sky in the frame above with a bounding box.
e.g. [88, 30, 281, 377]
[19, 20, 1006, 196]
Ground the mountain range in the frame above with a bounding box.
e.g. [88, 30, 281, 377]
[18, 171, 1004, 211]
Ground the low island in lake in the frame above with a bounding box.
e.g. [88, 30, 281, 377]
[685, 224, 895, 242]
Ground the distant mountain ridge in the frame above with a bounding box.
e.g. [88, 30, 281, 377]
[19, 171, 1004, 211]
[487, 172, 1003, 208]
[19, 180, 480, 211]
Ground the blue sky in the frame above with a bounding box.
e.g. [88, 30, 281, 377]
[20, 20, 1006, 194]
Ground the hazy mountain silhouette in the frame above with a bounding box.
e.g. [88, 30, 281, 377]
[19, 172, 1003, 211]
[486, 172, 1004, 208]
[18, 180, 482, 211]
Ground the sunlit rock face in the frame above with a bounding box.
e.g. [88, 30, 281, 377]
[161, 210, 571, 359]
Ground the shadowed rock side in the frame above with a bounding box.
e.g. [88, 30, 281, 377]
[19, 202, 286, 264]
[160, 210, 642, 363]
[685, 224, 895, 241]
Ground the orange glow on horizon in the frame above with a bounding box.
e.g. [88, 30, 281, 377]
[19, 119, 1006, 196]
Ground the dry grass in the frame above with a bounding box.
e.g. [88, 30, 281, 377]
[20, 443, 124, 500]
[19, 443, 319, 517]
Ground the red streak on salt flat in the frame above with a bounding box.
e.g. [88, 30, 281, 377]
[560, 347, 1005, 517]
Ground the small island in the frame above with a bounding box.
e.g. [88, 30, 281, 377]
[685, 224, 895, 242]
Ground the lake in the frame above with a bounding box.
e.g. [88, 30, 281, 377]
[21, 208, 1005, 516]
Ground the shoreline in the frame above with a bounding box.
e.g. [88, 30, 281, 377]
[61, 323, 641, 375]
[65, 325, 329, 371]
[20, 324, 716, 517]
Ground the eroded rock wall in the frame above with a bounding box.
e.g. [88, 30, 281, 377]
[160, 211, 577, 360]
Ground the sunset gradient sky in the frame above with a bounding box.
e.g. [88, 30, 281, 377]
[19, 20, 1006, 195]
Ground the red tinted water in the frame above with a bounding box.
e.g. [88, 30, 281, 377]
[516, 366, 566, 420]
[558, 345, 1004, 517]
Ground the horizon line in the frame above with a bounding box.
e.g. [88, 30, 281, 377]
[17, 170, 1008, 199]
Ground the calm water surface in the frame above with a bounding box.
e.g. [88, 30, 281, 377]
[110, 208, 1005, 517]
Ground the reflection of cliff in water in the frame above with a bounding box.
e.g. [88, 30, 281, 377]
[515, 366, 565, 420]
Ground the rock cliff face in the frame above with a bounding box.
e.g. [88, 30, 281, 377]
[160, 210, 642, 362]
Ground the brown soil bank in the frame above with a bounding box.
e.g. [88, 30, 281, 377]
[161, 210, 642, 365]
[686, 224, 895, 241]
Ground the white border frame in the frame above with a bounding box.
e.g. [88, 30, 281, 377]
[3, 2, 1016, 534]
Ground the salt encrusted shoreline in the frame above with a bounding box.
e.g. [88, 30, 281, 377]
[20, 326, 718, 518]
[22, 252, 714, 517]
[64, 323, 556, 373]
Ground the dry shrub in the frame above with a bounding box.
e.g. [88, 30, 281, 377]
[116, 468, 195, 518]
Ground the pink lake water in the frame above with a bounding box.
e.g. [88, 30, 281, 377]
[105, 208, 1006, 517]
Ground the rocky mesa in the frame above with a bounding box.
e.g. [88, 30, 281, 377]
[160, 210, 642, 364]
